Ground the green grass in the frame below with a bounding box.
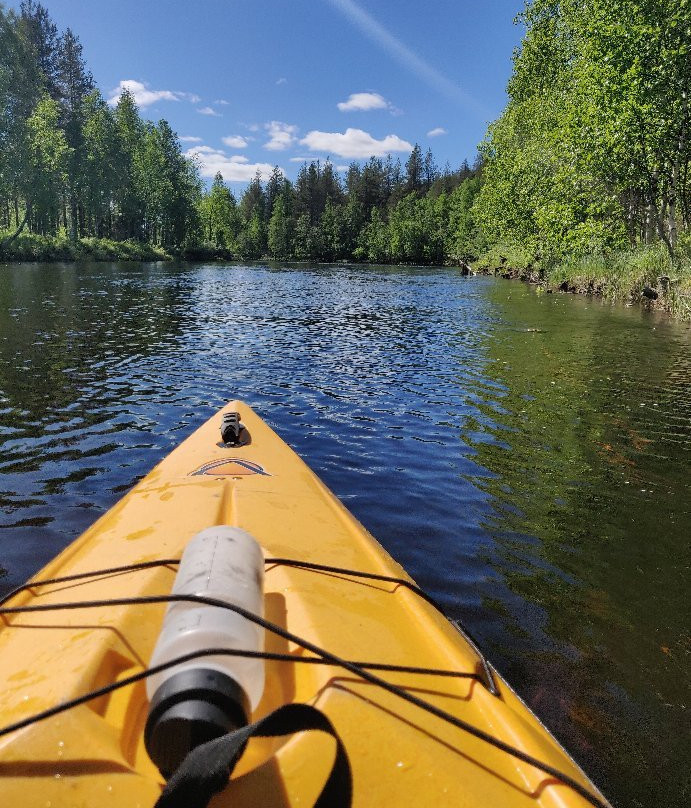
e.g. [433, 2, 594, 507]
[475, 240, 691, 319]
[547, 244, 691, 318]
[0, 232, 172, 262]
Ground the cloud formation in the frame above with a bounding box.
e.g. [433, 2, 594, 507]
[300, 128, 412, 159]
[179, 135, 203, 143]
[264, 121, 298, 151]
[337, 92, 389, 112]
[222, 135, 249, 148]
[198, 106, 221, 117]
[107, 79, 199, 108]
[325, 0, 485, 116]
[276, 77, 287, 85]
[427, 127, 447, 137]
[184, 145, 276, 182]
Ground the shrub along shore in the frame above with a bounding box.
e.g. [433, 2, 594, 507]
[473, 243, 691, 320]
[3, 232, 689, 320]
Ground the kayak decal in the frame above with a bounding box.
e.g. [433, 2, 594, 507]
[190, 458, 270, 477]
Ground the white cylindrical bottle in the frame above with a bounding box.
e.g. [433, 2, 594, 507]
[145, 526, 265, 778]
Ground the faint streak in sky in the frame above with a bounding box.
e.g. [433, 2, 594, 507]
[325, 0, 488, 119]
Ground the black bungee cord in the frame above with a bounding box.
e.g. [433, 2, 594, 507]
[0, 582, 610, 808]
[0, 556, 497, 693]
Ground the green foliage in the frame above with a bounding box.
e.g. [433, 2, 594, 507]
[447, 176, 483, 260]
[0, 231, 170, 261]
[267, 195, 291, 258]
[236, 211, 266, 259]
[0, 5, 201, 249]
[26, 94, 69, 232]
[476, 0, 690, 263]
[549, 243, 691, 316]
[200, 172, 240, 250]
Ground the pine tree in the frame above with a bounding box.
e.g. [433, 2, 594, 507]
[422, 148, 438, 192]
[19, 1, 60, 101]
[202, 172, 238, 248]
[56, 27, 94, 240]
[405, 144, 423, 194]
[240, 171, 266, 223]
[264, 166, 284, 221]
[0, 6, 40, 237]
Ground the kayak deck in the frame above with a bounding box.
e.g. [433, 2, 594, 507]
[0, 401, 606, 806]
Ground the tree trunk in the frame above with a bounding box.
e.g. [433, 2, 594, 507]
[69, 184, 78, 242]
[0, 204, 31, 252]
[668, 163, 678, 251]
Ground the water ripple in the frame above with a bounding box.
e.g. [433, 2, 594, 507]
[0, 262, 689, 807]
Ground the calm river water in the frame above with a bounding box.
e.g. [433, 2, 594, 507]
[0, 261, 689, 806]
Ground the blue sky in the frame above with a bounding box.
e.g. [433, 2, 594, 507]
[9, 0, 525, 186]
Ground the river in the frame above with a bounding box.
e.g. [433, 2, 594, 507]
[0, 261, 689, 807]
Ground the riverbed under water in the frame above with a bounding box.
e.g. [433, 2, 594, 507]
[0, 261, 689, 807]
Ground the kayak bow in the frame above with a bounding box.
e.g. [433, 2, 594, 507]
[0, 401, 608, 807]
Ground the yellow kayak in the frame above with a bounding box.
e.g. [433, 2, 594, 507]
[0, 401, 608, 807]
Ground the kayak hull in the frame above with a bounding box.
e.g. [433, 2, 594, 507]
[0, 402, 606, 807]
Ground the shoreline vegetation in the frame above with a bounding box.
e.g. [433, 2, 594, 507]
[3, 231, 688, 318]
[1, 1, 689, 318]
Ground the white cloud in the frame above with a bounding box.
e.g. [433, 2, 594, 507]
[222, 135, 249, 148]
[300, 128, 412, 159]
[336, 165, 349, 171]
[180, 135, 203, 143]
[185, 145, 277, 182]
[289, 156, 318, 163]
[276, 77, 287, 85]
[183, 93, 202, 104]
[107, 79, 194, 108]
[325, 0, 486, 116]
[215, 99, 230, 105]
[337, 92, 389, 112]
[427, 127, 447, 137]
[264, 121, 298, 151]
[198, 106, 221, 117]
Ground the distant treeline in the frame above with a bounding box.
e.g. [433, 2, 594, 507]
[200, 154, 481, 263]
[0, 2, 481, 263]
[2, 0, 688, 274]
[476, 0, 690, 262]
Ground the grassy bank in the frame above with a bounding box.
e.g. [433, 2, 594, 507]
[475, 243, 691, 320]
[0, 233, 172, 263]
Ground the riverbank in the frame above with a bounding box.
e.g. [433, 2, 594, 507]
[474, 244, 691, 320]
[0, 233, 172, 263]
[4, 233, 690, 320]
[0, 233, 243, 264]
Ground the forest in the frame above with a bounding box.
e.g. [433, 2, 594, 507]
[475, 0, 690, 281]
[0, 1, 481, 265]
[0, 0, 689, 312]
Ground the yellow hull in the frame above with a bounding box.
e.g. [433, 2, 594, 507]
[0, 402, 606, 807]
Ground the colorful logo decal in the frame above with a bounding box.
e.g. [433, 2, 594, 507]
[191, 458, 270, 477]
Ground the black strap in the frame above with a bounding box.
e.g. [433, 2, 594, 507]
[155, 703, 352, 808]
